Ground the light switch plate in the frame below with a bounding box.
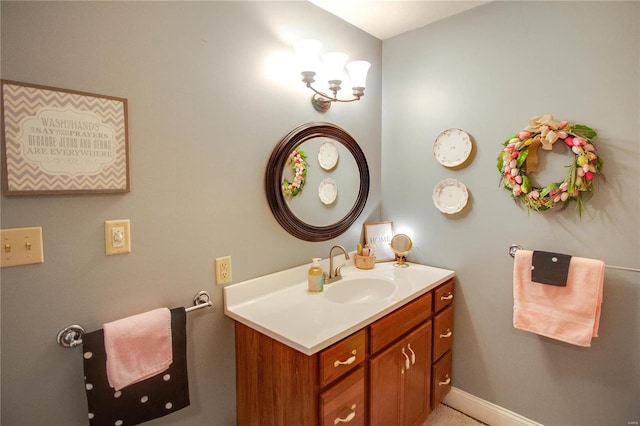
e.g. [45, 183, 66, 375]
[0, 226, 44, 268]
[105, 220, 131, 255]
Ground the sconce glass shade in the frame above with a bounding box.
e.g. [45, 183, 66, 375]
[293, 39, 322, 74]
[346, 60, 371, 90]
[322, 52, 349, 83]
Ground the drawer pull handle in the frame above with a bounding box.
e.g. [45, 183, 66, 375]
[439, 375, 451, 386]
[440, 329, 452, 339]
[401, 347, 411, 370]
[334, 404, 357, 424]
[334, 350, 357, 367]
[407, 344, 416, 365]
[441, 293, 454, 301]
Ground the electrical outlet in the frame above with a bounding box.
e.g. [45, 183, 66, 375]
[215, 256, 232, 285]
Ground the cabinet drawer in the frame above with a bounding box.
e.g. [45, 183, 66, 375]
[434, 279, 455, 313]
[431, 350, 452, 409]
[320, 367, 366, 426]
[369, 292, 432, 354]
[320, 329, 366, 387]
[433, 304, 454, 362]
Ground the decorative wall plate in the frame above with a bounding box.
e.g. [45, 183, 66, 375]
[318, 178, 338, 205]
[318, 141, 339, 170]
[433, 128, 472, 167]
[433, 178, 469, 214]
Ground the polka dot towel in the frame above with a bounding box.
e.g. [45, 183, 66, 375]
[82, 308, 189, 426]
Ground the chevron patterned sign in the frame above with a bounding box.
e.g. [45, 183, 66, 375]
[1, 80, 129, 195]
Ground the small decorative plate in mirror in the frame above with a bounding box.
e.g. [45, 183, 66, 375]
[433, 178, 469, 214]
[433, 128, 472, 167]
[318, 178, 338, 205]
[318, 140, 339, 170]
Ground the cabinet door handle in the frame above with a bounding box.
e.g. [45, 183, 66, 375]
[407, 344, 416, 365]
[333, 350, 357, 367]
[439, 329, 452, 339]
[334, 404, 357, 424]
[401, 347, 411, 370]
[441, 293, 454, 301]
[439, 375, 451, 386]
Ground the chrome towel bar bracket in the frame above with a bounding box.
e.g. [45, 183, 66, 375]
[56, 325, 85, 348]
[508, 244, 523, 258]
[56, 290, 213, 348]
[187, 291, 212, 312]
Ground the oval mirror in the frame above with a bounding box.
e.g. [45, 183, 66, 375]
[265, 122, 370, 242]
[390, 233, 412, 268]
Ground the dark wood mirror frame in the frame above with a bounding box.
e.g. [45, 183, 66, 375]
[265, 122, 370, 242]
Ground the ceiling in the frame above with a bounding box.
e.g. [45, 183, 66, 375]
[308, 0, 490, 40]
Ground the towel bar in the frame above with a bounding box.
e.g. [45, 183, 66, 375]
[508, 244, 640, 273]
[56, 290, 213, 348]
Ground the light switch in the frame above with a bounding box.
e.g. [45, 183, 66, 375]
[105, 220, 131, 255]
[0, 227, 44, 267]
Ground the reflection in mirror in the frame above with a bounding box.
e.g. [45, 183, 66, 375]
[390, 234, 412, 268]
[284, 137, 359, 226]
[265, 122, 369, 242]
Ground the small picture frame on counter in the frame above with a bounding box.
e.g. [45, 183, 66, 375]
[363, 221, 395, 262]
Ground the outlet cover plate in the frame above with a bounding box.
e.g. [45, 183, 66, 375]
[215, 256, 232, 285]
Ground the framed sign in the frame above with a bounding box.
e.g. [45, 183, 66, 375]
[1, 80, 129, 195]
[364, 221, 395, 262]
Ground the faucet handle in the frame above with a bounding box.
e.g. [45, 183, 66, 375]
[335, 265, 344, 276]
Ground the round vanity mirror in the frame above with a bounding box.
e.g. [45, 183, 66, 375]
[265, 122, 370, 242]
[390, 234, 412, 268]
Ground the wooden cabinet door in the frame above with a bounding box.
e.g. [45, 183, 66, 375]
[369, 340, 403, 425]
[369, 322, 432, 426]
[402, 322, 432, 426]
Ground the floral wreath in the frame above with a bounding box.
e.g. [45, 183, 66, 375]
[282, 148, 307, 198]
[497, 115, 603, 214]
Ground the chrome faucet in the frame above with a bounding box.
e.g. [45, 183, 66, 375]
[326, 245, 350, 284]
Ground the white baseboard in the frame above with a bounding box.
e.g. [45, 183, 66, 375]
[443, 387, 544, 426]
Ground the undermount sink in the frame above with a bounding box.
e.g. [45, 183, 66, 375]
[324, 277, 397, 304]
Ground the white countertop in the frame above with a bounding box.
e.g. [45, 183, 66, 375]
[223, 257, 455, 355]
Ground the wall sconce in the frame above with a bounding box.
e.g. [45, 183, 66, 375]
[294, 39, 371, 113]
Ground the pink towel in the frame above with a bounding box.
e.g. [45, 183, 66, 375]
[513, 250, 605, 347]
[104, 307, 172, 391]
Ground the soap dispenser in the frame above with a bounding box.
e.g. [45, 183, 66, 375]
[308, 258, 324, 293]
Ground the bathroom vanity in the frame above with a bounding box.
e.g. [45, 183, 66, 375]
[224, 259, 455, 426]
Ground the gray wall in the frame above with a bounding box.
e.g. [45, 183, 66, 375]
[382, 2, 639, 425]
[3, 1, 639, 426]
[0, 2, 381, 425]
